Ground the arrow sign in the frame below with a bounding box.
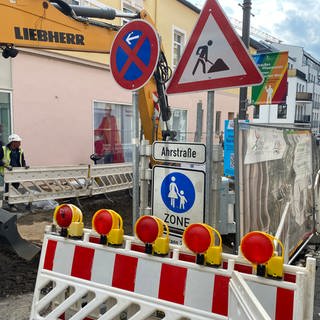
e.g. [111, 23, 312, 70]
[125, 32, 140, 45]
[166, 0, 263, 94]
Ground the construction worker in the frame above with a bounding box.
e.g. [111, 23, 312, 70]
[0, 133, 29, 211]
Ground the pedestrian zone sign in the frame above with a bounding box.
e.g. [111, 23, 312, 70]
[152, 166, 205, 241]
[166, 0, 263, 94]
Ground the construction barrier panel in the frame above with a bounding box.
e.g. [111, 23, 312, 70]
[30, 228, 316, 320]
[4, 163, 133, 204]
[228, 270, 271, 320]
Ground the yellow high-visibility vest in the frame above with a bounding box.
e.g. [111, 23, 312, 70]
[0, 146, 23, 174]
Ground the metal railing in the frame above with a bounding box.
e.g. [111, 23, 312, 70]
[4, 163, 133, 204]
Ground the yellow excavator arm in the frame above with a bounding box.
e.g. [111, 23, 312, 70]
[0, 0, 118, 52]
[0, 0, 173, 143]
[0, 0, 175, 260]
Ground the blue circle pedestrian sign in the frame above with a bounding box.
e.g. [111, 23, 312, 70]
[152, 166, 205, 240]
[110, 20, 160, 90]
[161, 172, 195, 213]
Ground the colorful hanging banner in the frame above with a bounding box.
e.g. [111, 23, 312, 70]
[251, 51, 288, 105]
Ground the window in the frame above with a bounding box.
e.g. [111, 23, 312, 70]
[215, 111, 221, 135]
[122, 5, 137, 25]
[65, 0, 79, 5]
[173, 28, 185, 68]
[228, 112, 234, 120]
[122, 0, 143, 10]
[93, 101, 133, 163]
[277, 104, 287, 119]
[0, 91, 12, 144]
[253, 105, 260, 119]
[166, 109, 187, 141]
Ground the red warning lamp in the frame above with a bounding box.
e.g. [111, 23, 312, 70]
[53, 204, 84, 238]
[183, 223, 212, 254]
[135, 216, 161, 243]
[55, 204, 73, 229]
[135, 215, 169, 255]
[92, 209, 124, 245]
[92, 209, 113, 244]
[240, 231, 274, 265]
[183, 223, 222, 266]
[135, 215, 161, 254]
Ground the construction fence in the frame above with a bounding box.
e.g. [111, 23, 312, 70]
[237, 123, 318, 260]
[3, 163, 133, 205]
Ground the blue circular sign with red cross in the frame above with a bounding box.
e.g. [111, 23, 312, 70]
[110, 20, 160, 90]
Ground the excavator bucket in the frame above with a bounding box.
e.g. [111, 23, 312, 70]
[0, 208, 40, 261]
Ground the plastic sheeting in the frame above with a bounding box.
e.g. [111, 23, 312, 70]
[238, 124, 314, 258]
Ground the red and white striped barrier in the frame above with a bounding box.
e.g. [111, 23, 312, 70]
[30, 230, 316, 320]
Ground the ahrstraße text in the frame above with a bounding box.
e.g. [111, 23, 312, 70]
[161, 146, 197, 159]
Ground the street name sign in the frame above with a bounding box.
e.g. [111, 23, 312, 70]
[152, 141, 206, 163]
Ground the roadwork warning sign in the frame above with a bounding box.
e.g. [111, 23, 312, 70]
[166, 0, 263, 94]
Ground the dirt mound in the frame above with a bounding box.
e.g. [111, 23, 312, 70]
[0, 244, 40, 298]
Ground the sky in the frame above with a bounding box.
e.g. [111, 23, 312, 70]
[189, 0, 320, 60]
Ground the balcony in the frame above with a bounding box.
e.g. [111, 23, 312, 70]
[128, 0, 144, 9]
[296, 92, 313, 102]
[288, 68, 307, 80]
[294, 115, 311, 124]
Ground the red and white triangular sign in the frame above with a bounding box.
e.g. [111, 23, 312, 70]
[166, 0, 263, 94]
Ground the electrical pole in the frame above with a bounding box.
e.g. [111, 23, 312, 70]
[235, 0, 252, 253]
[238, 0, 252, 119]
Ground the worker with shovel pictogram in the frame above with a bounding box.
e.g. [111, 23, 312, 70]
[192, 40, 229, 76]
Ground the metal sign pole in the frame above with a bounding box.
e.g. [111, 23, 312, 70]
[234, 119, 241, 253]
[194, 100, 203, 142]
[235, 0, 252, 250]
[132, 91, 140, 229]
[238, 0, 252, 120]
[205, 90, 214, 226]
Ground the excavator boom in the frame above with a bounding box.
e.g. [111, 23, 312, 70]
[0, 0, 118, 52]
[0, 0, 172, 259]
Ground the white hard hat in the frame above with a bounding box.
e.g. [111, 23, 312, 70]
[8, 133, 22, 143]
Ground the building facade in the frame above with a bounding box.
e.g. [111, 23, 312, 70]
[0, 0, 241, 166]
[251, 41, 320, 134]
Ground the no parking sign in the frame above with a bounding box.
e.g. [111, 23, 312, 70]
[110, 20, 160, 90]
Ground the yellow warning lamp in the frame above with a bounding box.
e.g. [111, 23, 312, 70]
[240, 231, 284, 278]
[183, 223, 222, 266]
[153, 218, 170, 255]
[92, 209, 124, 246]
[266, 237, 284, 279]
[134, 215, 169, 255]
[107, 210, 124, 246]
[53, 204, 84, 238]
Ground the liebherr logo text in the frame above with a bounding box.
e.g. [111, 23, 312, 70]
[14, 27, 85, 45]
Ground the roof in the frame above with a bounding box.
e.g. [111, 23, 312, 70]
[177, 0, 201, 13]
